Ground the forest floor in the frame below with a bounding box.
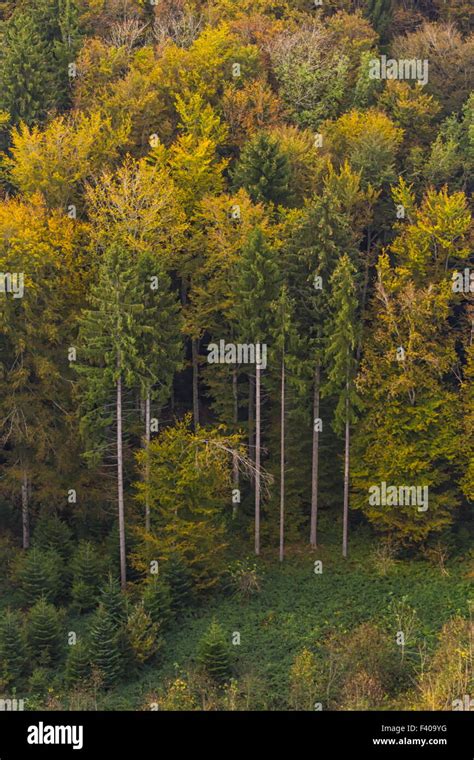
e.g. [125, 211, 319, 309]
[96, 522, 472, 710]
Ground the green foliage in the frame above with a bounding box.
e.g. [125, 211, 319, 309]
[65, 640, 91, 685]
[88, 604, 122, 688]
[15, 548, 63, 605]
[71, 541, 104, 613]
[233, 132, 291, 206]
[27, 598, 63, 666]
[32, 514, 73, 561]
[197, 619, 231, 684]
[142, 577, 173, 629]
[0, 609, 29, 685]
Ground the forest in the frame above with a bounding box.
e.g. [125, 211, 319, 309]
[0, 0, 472, 712]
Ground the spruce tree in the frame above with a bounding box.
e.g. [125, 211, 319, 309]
[71, 541, 103, 613]
[232, 132, 291, 206]
[27, 598, 63, 666]
[76, 243, 156, 589]
[88, 604, 122, 688]
[163, 556, 194, 614]
[323, 255, 361, 558]
[65, 640, 91, 685]
[99, 574, 128, 624]
[232, 227, 281, 554]
[0, 610, 30, 685]
[32, 514, 72, 562]
[0, 11, 55, 124]
[142, 576, 173, 629]
[197, 619, 231, 684]
[16, 547, 63, 605]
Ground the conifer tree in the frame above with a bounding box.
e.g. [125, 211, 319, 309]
[88, 604, 122, 688]
[233, 132, 291, 206]
[32, 514, 72, 562]
[197, 619, 231, 684]
[76, 243, 156, 589]
[71, 541, 104, 613]
[99, 575, 128, 625]
[16, 547, 63, 605]
[0, 610, 29, 685]
[27, 598, 63, 666]
[233, 227, 280, 555]
[65, 640, 91, 686]
[163, 555, 194, 614]
[323, 255, 361, 558]
[142, 576, 173, 629]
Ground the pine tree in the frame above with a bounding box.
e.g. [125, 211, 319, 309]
[0, 610, 29, 685]
[32, 514, 72, 562]
[142, 577, 173, 629]
[365, 0, 393, 43]
[16, 547, 63, 605]
[99, 574, 128, 625]
[88, 604, 122, 688]
[71, 541, 103, 613]
[232, 227, 281, 554]
[233, 132, 291, 206]
[65, 640, 91, 685]
[163, 555, 194, 614]
[0, 11, 55, 124]
[76, 242, 157, 589]
[198, 619, 231, 684]
[323, 255, 361, 558]
[27, 598, 63, 666]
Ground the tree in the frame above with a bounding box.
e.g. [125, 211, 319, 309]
[76, 243, 157, 589]
[142, 576, 173, 629]
[134, 419, 240, 590]
[232, 132, 291, 206]
[32, 514, 72, 562]
[71, 541, 104, 613]
[197, 619, 231, 684]
[0, 11, 55, 125]
[126, 603, 160, 667]
[15, 548, 63, 605]
[88, 604, 122, 688]
[323, 255, 361, 557]
[232, 227, 281, 555]
[27, 598, 63, 666]
[0, 610, 29, 685]
[65, 640, 91, 686]
[365, 0, 392, 43]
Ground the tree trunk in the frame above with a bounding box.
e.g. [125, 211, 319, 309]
[232, 368, 239, 519]
[145, 389, 151, 533]
[192, 337, 199, 428]
[310, 361, 320, 548]
[255, 366, 261, 556]
[21, 469, 29, 549]
[342, 386, 350, 559]
[117, 373, 127, 589]
[279, 357, 285, 563]
[248, 373, 254, 464]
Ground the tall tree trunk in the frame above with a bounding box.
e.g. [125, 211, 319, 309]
[279, 357, 285, 563]
[192, 337, 199, 428]
[145, 388, 151, 533]
[232, 368, 239, 519]
[255, 366, 261, 556]
[342, 385, 350, 559]
[117, 373, 126, 589]
[310, 361, 320, 548]
[21, 469, 29, 549]
[248, 373, 254, 464]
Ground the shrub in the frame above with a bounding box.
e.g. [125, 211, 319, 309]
[197, 620, 231, 685]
